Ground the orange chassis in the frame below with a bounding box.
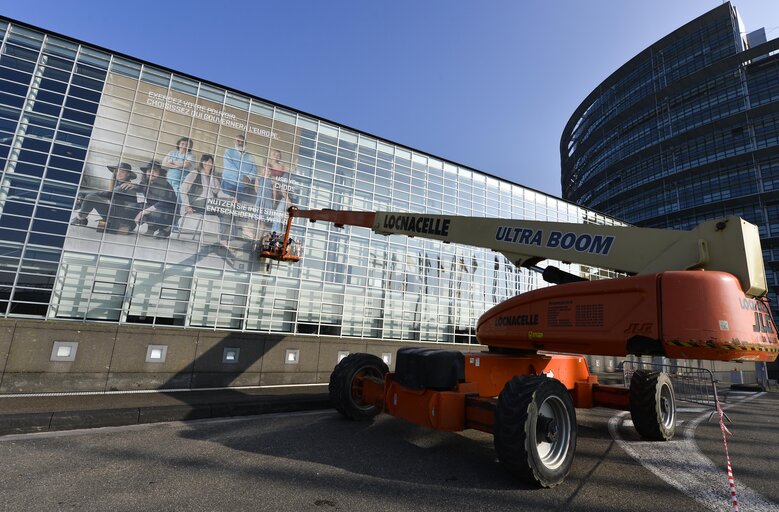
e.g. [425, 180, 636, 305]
[355, 352, 625, 434]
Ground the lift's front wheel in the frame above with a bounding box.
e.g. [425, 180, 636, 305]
[494, 375, 577, 488]
[329, 353, 388, 421]
[629, 369, 675, 440]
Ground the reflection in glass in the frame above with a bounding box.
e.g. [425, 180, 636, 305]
[0, 24, 621, 345]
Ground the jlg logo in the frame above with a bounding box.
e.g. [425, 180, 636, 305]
[752, 312, 774, 333]
[624, 323, 653, 334]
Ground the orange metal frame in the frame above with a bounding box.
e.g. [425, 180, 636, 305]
[259, 207, 301, 262]
[261, 207, 378, 262]
[281, 208, 777, 437]
[354, 353, 630, 435]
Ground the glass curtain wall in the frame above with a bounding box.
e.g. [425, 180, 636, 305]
[561, 3, 779, 307]
[0, 19, 622, 344]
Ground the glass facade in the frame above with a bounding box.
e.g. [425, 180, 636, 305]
[561, 2, 779, 308]
[0, 17, 620, 346]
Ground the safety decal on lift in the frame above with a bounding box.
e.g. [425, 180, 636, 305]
[665, 340, 779, 352]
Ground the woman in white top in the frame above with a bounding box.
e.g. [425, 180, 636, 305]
[180, 153, 226, 214]
[179, 154, 232, 245]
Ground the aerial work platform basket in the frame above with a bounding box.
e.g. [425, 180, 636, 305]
[257, 208, 302, 262]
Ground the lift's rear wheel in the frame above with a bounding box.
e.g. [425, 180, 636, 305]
[329, 353, 388, 421]
[629, 369, 675, 440]
[494, 375, 577, 488]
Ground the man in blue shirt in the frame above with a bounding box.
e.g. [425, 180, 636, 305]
[222, 134, 257, 204]
[162, 137, 195, 197]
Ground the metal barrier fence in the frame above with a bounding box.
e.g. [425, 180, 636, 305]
[621, 360, 717, 409]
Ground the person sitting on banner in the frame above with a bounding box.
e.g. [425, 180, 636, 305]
[179, 154, 232, 246]
[162, 136, 195, 232]
[262, 149, 294, 232]
[222, 134, 259, 239]
[134, 160, 177, 239]
[70, 162, 139, 234]
[222, 134, 257, 203]
[162, 137, 195, 199]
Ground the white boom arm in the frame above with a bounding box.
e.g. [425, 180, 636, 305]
[290, 209, 767, 298]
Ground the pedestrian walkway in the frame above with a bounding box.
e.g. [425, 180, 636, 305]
[0, 384, 330, 435]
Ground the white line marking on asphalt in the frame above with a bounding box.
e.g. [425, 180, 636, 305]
[0, 409, 332, 442]
[0, 383, 328, 398]
[609, 393, 777, 511]
[677, 407, 708, 413]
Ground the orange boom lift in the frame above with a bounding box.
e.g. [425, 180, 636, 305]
[268, 207, 778, 487]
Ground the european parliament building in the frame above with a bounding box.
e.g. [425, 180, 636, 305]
[0, 18, 621, 392]
[562, 3, 779, 310]
[561, 2, 779, 383]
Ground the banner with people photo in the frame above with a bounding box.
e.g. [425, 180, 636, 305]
[63, 71, 310, 272]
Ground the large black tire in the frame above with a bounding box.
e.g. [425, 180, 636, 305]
[629, 369, 676, 440]
[494, 375, 577, 488]
[329, 353, 388, 421]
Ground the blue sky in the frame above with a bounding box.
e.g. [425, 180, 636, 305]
[4, 0, 779, 197]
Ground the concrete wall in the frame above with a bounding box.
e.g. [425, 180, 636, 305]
[1, 318, 765, 394]
[0, 319, 464, 393]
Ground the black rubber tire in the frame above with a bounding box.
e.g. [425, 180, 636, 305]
[629, 369, 676, 440]
[329, 353, 388, 421]
[494, 375, 577, 488]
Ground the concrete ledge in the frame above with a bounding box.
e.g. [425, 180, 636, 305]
[50, 408, 140, 431]
[0, 412, 53, 435]
[0, 389, 331, 436]
[138, 405, 213, 424]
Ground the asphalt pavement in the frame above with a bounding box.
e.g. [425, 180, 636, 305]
[1, 392, 776, 512]
[0, 373, 623, 436]
[0, 371, 769, 441]
[0, 375, 776, 511]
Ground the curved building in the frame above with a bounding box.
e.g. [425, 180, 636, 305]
[561, 2, 779, 306]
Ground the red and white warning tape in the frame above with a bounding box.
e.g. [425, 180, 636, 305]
[713, 386, 739, 512]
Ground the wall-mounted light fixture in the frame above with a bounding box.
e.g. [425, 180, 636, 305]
[222, 347, 240, 364]
[50, 341, 78, 362]
[285, 349, 299, 365]
[146, 345, 168, 363]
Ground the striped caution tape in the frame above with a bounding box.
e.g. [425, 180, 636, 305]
[713, 385, 739, 512]
[665, 340, 779, 353]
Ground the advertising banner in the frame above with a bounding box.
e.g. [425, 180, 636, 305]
[63, 72, 309, 272]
